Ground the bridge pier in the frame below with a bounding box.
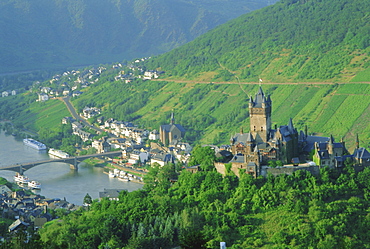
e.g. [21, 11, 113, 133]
[70, 157, 78, 171]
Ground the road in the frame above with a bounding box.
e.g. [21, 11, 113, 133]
[151, 79, 370, 85]
[60, 96, 105, 134]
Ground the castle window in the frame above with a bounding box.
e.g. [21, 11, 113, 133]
[254, 126, 256, 131]
[261, 127, 263, 131]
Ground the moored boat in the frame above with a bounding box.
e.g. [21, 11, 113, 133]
[113, 169, 120, 175]
[118, 175, 130, 182]
[23, 138, 47, 150]
[28, 180, 41, 189]
[14, 173, 29, 184]
[108, 171, 116, 178]
[48, 148, 70, 158]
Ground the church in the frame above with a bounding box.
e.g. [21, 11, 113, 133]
[229, 87, 302, 177]
[159, 112, 186, 146]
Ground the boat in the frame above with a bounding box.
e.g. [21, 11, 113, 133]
[23, 138, 47, 150]
[14, 173, 29, 184]
[48, 148, 69, 158]
[28, 180, 41, 189]
[113, 169, 120, 175]
[108, 171, 116, 178]
[118, 175, 130, 182]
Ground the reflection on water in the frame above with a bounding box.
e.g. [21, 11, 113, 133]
[0, 132, 143, 205]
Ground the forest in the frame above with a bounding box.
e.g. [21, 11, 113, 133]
[145, 0, 370, 83]
[5, 146, 370, 248]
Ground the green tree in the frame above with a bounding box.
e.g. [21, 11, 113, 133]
[84, 193, 93, 205]
[188, 145, 216, 171]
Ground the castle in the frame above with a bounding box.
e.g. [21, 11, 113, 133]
[225, 86, 370, 177]
[228, 87, 303, 177]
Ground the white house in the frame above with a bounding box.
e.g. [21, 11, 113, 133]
[38, 93, 49, 102]
[2, 91, 10, 97]
[149, 130, 160, 140]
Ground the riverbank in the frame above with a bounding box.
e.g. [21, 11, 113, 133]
[83, 157, 146, 184]
[104, 163, 147, 184]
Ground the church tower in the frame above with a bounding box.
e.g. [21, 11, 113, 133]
[249, 87, 271, 144]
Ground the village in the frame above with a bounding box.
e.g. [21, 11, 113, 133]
[26, 60, 370, 179]
[2, 62, 370, 239]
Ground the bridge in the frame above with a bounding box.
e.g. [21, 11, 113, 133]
[0, 151, 123, 173]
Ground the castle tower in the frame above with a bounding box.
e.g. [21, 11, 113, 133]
[249, 87, 271, 144]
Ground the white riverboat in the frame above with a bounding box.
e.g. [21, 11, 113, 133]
[28, 180, 41, 189]
[48, 148, 69, 158]
[23, 138, 47, 150]
[108, 171, 116, 178]
[113, 169, 120, 175]
[14, 173, 29, 184]
[118, 175, 130, 182]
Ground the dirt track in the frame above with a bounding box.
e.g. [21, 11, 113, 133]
[152, 79, 370, 85]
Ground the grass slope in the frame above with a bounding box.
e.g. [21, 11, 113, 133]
[13, 98, 69, 132]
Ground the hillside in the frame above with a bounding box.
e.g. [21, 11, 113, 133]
[145, 0, 370, 83]
[0, 0, 276, 74]
[67, 80, 370, 151]
[1, 70, 369, 153]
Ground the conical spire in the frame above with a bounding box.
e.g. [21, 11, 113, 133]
[257, 86, 264, 95]
[246, 132, 254, 142]
[288, 118, 295, 133]
[329, 135, 334, 144]
[254, 144, 259, 153]
[170, 112, 174, 125]
[254, 87, 265, 106]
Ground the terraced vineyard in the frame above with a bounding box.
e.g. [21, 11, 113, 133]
[68, 81, 370, 151]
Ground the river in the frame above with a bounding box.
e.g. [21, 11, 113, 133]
[0, 132, 143, 205]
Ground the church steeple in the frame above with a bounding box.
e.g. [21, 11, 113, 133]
[170, 112, 175, 125]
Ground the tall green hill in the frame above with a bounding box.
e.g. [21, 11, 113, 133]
[145, 0, 370, 83]
[0, 0, 275, 74]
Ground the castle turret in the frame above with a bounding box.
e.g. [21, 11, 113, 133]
[249, 87, 271, 144]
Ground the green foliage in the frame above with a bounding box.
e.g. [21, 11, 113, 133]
[188, 145, 216, 171]
[83, 193, 92, 205]
[37, 161, 370, 248]
[146, 0, 370, 82]
[38, 123, 81, 155]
